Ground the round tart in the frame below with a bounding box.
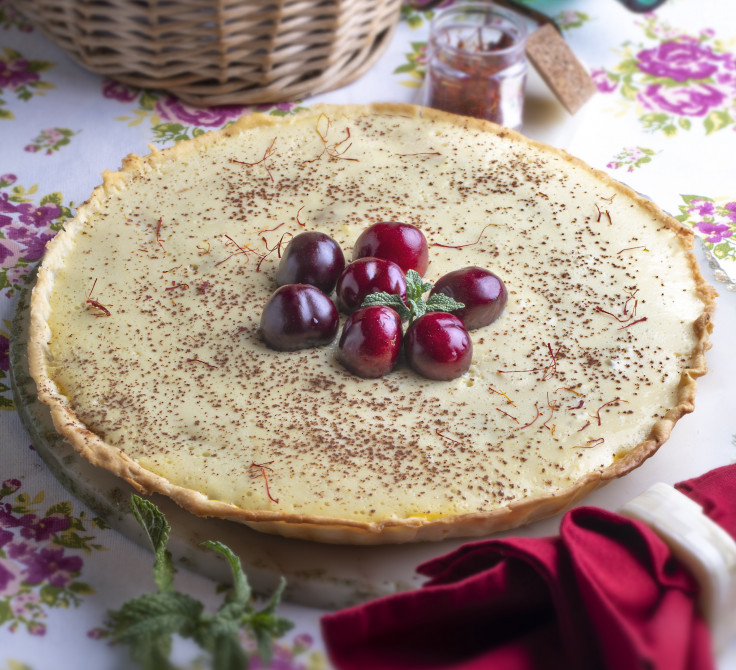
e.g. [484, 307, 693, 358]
[28, 104, 715, 544]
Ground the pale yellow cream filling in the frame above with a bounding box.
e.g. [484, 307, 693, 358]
[40, 109, 705, 524]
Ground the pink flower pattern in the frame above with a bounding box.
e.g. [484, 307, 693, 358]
[101, 78, 307, 144]
[0, 56, 38, 90]
[21, 547, 83, 587]
[24, 127, 77, 155]
[677, 196, 736, 264]
[637, 82, 726, 117]
[154, 95, 245, 127]
[636, 40, 725, 82]
[0, 177, 71, 298]
[0, 48, 54, 113]
[0, 479, 105, 634]
[606, 146, 657, 172]
[594, 16, 736, 135]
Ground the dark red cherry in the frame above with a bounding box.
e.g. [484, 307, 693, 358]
[404, 312, 472, 381]
[338, 305, 403, 378]
[430, 267, 507, 330]
[352, 222, 429, 276]
[275, 231, 345, 294]
[260, 284, 338, 351]
[335, 257, 407, 314]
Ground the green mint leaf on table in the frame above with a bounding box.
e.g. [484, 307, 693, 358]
[250, 578, 292, 666]
[130, 494, 174, 592]
[201, 540, 251, 607]
[109, 591, 203, 670]
[109, 495, 293, 670]
[361, 269, 464, 322]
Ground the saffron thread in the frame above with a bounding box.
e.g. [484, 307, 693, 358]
[618, 316, 648, 330]
[396, 151, 442, 158]
[575, 437, 605, 450]
[156, 217, 166, 253]
[516, 403, 541, 431]
[495, 407, 519, 423]
[215, 234, 264, 268]
[617, 246, 649, 255]
[435, 428, 462, 444]
[250, 461, 279, 503]
[431, 223, 495, 250]
[231, 137, 277, 182]
[489, 386, 516, 406]
[556, 386, 583, 396]
[498, 343, 561, 381]
[589, 398, 628, 426]
[304, 116, 359, 163]
[86, 278, 112, 317]
[258, 222, 286, 235]
[186, 357, 218, 369]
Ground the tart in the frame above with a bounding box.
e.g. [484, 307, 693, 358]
[28, 103, 715, 544]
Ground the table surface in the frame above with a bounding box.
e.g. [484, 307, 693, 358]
[2, 0, 735, 668]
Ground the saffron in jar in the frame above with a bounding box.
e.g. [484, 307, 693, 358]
[423, 4, 528, 129]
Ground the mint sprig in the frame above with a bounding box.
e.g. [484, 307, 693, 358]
[108, 495, 293, 670]
[361, 269, 464, 322]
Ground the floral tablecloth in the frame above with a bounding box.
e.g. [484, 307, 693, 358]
[1, 0, 735, 668]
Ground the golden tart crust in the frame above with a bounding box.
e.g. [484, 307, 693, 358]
[29, 103, 715, 544]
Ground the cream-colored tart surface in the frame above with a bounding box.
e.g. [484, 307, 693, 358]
[29, 104, 715, 544]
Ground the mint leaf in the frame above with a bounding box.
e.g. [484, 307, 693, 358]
[202, 540, 251, 608]
[250, 578, 293, 665]
[407, 297, 426, 320]
[126, 633, 173, 670]
[109, 496, 293, 670]
[405, 270, 433, 303]
[109, 591, 202, 670]
[109, 591, 202, 642]
[360, 271, 464, 323]
[130, 495, 174, 592]
[361, 292, 412, 320]
[210, 635, 248, 670]
[426, 292, 464, 313]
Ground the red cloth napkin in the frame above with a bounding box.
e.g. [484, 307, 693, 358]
[676, 463, 736, 540]
[321, 505, 716, 670]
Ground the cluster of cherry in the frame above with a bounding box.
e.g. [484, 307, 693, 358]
[259, 222, 506, 381]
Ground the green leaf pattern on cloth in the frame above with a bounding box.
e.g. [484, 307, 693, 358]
[556, 10, 591, 30]
[0, 323, 14, 410]
[0, 0, 33, 33]
[394, 41, 428, 88]
[606, 146, 659, 172]
[23, 128, 77, 156]
[0, 48, 55, 119]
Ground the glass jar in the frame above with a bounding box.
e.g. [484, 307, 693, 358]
[423, 3, 528, 129]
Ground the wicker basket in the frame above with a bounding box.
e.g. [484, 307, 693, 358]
[15, 0, 403, 107]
